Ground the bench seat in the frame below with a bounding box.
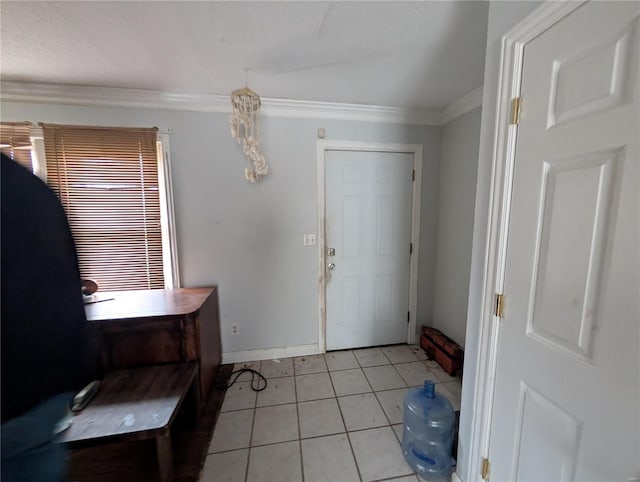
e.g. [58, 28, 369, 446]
[62, 362, 198, 481]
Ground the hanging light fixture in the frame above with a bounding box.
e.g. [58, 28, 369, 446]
[229, 72, 269, 183]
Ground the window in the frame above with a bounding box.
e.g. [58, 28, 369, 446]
[41, 124, 177, 291]
[0, 121, 34, 171]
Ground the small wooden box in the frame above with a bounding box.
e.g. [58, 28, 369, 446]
[420, 326, 463, 376]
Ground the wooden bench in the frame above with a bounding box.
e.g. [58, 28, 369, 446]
[61, 362, 198, 482]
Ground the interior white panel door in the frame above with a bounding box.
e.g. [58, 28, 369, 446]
[325, 150, 413, 350]
[489, 2, 639, 481]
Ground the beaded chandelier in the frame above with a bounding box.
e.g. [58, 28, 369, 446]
[229, 85, 269, 183]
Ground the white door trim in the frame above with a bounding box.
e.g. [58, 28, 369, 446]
[466, 1, 587, 480]
[316, 140, 423, 353]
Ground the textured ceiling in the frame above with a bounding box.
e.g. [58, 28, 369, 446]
[0, 1, 489, 109]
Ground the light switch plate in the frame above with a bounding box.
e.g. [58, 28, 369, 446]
[303, 234, 316, 246]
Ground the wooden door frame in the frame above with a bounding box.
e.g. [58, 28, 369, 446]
[464, 2, 588, 481]
[316, 140, 423, 353]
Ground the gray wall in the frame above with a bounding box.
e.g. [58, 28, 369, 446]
[456, 2, 542, 481]
[432, 107, 481, 348]
[0, 101, 441, 356]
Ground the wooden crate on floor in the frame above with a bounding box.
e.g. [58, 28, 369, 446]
[420, 326, 463, 376]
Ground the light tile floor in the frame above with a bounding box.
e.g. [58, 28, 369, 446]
[200, 344, 462, 482]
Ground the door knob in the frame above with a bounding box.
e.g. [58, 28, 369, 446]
[328, 263, 336, 271]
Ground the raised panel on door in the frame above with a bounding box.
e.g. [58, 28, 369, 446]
[325, 150, 413, 350]
[512, 383, 583, 481]
[526, 149, 619, 363]
[489, 2, 639, 480]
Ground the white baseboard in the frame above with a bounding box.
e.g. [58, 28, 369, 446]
[222, 343, 320, 364]
[451, 471, 463, 482]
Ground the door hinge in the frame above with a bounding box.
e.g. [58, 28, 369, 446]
[412, 169, 415, 181]
[510, 97, 521, 125]
[495, 293, 505, 318]
[409, 242, 413, 254]
[407, 311, 410, 323]
[481, 457, 490, 480]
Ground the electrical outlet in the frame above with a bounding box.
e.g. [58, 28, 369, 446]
[231, 324, 239, 335]
[303, 234, 316, 246]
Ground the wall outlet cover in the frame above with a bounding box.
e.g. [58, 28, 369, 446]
[303, 234, 316, 246]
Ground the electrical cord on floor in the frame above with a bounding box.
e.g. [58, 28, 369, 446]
[224, 368, 267, 392]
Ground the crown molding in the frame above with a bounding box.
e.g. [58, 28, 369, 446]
[0, 81, 443, 125]
[0, 81, 480, 126]
[439, 85, 484, 125]
[0, 81, 231, 112]
[261, 97, 441, 125]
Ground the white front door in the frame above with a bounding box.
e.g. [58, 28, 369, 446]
[489, 2, 639, 480]
[325, 150, 413, 350]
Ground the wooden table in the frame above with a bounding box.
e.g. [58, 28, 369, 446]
[62, 363, 198, 482]
[86, 287, 221, 407]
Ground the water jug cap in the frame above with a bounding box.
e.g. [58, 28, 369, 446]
[423, 380, 435, 398]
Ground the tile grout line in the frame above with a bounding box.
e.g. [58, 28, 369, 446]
[221, 346, 433, 482]
[360, 364, 408, 394]
[244, 360, 261, 482]
[389, 361, 409, 389]
[325, 352, 364, 482]
[355, 347, 418, 481]
[378, 360, 414, 443]
[372, 387, 397, 432]
[245, 420, 420, 448]
[293, 356, 305, 482]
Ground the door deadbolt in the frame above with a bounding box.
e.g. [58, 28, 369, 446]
[328, 263, 336, 271]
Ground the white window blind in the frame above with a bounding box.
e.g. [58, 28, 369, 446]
[0, 121, 34, 171]
[42, 124, 165, 291]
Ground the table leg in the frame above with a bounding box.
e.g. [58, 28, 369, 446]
[156, 433, 173, 482]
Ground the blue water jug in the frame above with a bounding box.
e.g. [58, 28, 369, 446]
[402, 380, 455, 480]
